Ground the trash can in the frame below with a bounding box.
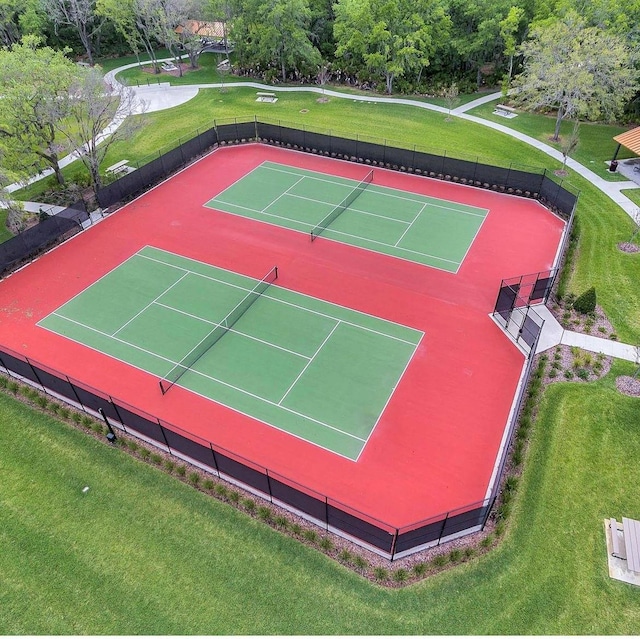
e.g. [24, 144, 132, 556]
[609, 160, 618, 172]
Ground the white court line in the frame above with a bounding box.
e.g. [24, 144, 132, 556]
[203, 199, 460, 266]
[278, 320, 340, 406]
[261, 175, 307, 216]
[394, 203, 427, 247]
[112, 273, 189, 337]
[138, 251, 421, 345]
[153, 300, 311, 360]
[284, 191, 413, 227]
[46, 311, 366, 444]
[260, 161, 488, 217]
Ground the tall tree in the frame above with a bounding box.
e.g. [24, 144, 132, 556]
[40, 0, 104, 65]
[51, 66, 141, 197]
[499, 5, 525, 94]
[513, 12, 638, 140]
[0, 36, 77, 185]
[333, 0, 450, 94]
[232, 0, 320, 82]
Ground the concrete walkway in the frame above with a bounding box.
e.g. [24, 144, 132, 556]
[534, 305, 639, 362]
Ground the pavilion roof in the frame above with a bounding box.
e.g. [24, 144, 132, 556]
[614, 126, 640, 155]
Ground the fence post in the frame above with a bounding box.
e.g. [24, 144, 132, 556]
[265, 468, 274, 503]
[67, 376, 84, 409]
[390, 529, 399, 561]
[209, 444, 220, 476]
[108, 397, 127, 434]
[25, 358, 46, 393]
[157, 421, 171, 451]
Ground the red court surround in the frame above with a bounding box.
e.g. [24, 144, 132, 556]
[0, 144, 565, 529]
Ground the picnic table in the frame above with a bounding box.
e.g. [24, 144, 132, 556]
[105, 160, 131, 176]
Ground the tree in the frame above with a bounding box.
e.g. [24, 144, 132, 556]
[231, 0, 320, 82]
[317, 60, 330, 99]
[499, 5, 525, 95]
[443, 81, 459, 121]
[333, 0, 451, 94]
[51, 66, 142, 198]
[559, 120, 580, 174]
[40, 0, 105, 65]
[0, 36, 78, 186]
[513, 12, 638, 141]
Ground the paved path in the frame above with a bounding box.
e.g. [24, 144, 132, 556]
[534, 305, 638, 362]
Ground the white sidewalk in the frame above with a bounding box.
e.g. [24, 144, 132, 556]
[534, 305, 638, 362]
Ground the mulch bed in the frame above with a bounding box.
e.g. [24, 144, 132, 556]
[618, 242, 640, 254]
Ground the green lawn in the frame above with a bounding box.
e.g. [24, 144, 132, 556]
[1, 360, 639, 634]
[468, 100, 635, 181]
[0, 209, 12, 243]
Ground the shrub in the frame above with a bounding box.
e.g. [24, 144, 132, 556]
[353, 555, 368, 570]
[188, 472, 200, 486]
[373, 567, 388, 581]
[576, 368, 590, 380]
[319, 536, 334, 551]
[597, 326, 607, 333]
[291, 522, 302, 535]
[8, 381, 19, 394]
[163, 459, 175, 473]
[203, 478, 215, 490]
[338, 549, 352, 562]
[412, 562, 428, 577]
[59, 407, 71, 419]
[81, 415, 93, 427]
[228, 490, 240, 504]
[0, 376, 7, 388]
[302, 528, 318, 542]
[127, 439, 139, 452]
[243, 498, 256, 513]
[449, 549, 462, 562]
[494, 521, 506, 537]
[504, 475, 518, 493]
[549, 369, 558, 378]
[72, 412, 82, 423]
[432, 554, 448, 567]
[464, 547, 476, 559]
[393, 568, 409, 583]
[274, 515, 289, 529]
[176, 464, 187, 477]
[139, 448, 151, 460]
[214, 483, 228, 498]
[573, 286, 596, 314]
[480, 534, 494, 548]
[150, 453, 163, 465]
[36, 396, 48, 408]
[91, 423, 104, 435]
[564, 369, 574, 379]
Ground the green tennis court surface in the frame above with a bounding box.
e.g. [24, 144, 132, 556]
[38, 246, 422, 460]
[205, 161, 489, 272]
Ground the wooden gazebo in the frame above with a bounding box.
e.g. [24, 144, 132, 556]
[611, 126, 640, 163]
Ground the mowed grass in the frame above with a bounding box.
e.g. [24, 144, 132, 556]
[0, 209, 12, 242]
[1, 360, 640, 634]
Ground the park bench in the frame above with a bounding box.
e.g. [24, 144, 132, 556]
[494, 104, 518, 118]
[105, 160, 131, 177]
[256, 92, 278, 103]
[610, 518, 626, 559]
[622, 517, 640, 573]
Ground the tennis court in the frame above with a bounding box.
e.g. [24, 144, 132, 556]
[37, 246, 422, 461]
[205, 161, 489, 272]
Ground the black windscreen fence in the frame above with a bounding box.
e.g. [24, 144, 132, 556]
[0, 340, 498, 557]
[0, 201, 88, 277]
[269, 476, 328, 522]
[95, 118, 577, 223]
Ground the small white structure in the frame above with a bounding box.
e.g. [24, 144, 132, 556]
[605, 516, 640, 586]
[256, 92, 278, 103]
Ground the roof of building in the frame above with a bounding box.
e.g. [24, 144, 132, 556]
[175, 20, 225, 39]
[614, 127, 640, 155]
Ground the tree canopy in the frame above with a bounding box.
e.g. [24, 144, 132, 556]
[513, 11, 638, 140]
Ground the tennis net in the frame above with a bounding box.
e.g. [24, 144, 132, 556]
[159, 266, 279, 395]
[310, 170, 374, 241]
